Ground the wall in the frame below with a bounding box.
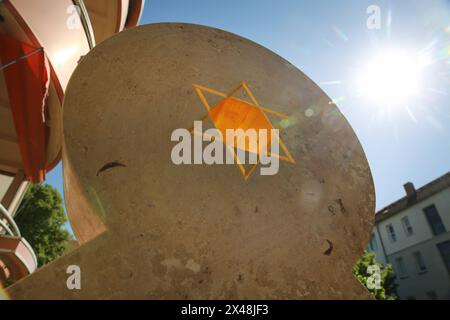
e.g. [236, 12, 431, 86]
[0, 174, 13, 202]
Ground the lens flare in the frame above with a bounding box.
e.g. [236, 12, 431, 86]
[0, 284, 10, 300]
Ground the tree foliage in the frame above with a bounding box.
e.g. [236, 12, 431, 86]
[14, 184, 71, 267]
[353, 250, 398, 300]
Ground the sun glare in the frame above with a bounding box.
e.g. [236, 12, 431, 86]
[356, 49, 430, 106]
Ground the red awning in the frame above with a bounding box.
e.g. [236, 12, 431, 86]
[0, 33, 49, 183]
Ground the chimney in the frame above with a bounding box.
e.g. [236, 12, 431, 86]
[403, 182, 416, 203]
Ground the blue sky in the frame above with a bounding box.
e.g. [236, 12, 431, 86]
[46, 0, 450, 234]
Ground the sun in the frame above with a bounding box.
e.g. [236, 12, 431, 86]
[356, 49, 430, 107]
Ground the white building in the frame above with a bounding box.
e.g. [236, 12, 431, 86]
[368, 172, 450, 300]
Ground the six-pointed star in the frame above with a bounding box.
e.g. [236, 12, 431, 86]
[191, 82, 295, 180]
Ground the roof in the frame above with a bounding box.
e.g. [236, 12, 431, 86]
[375, 172, 450, 222]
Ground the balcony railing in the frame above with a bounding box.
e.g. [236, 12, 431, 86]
[0, 203, 37, 285]
[0, 203, 21, 237]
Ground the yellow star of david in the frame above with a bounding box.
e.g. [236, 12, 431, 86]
[191, 81, 295, 180]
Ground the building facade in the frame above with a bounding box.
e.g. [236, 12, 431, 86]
[0, 0, 145, 286]
[368, 172, 450, 300]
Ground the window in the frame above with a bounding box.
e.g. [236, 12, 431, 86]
[368, 233, 378, 251]
[412, 251, 427, 273]
[437, 240, 450, 274]
[386, 224, 397, 242]
[401, 216, 414, 236]
[395, 257, 408, 278]
[424, 205, 446, 236]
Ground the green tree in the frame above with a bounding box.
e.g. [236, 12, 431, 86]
[14, 184, 71, 267]
[353, 250, 398, 300]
